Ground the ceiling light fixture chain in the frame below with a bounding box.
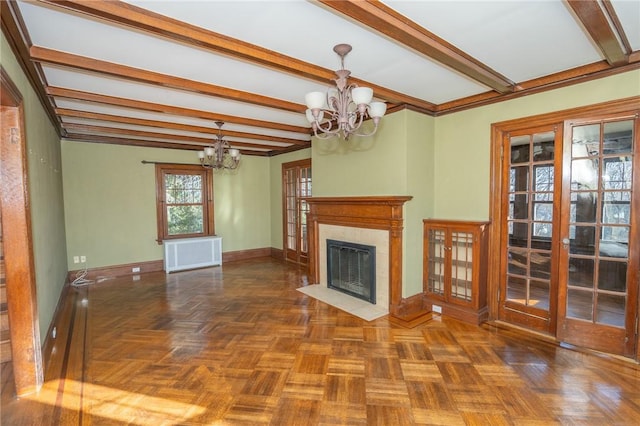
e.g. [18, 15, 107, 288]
[198, 121, 241, 170]
[305, 43, 386, 140]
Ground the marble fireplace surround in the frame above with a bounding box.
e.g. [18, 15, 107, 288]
[305, 196, 412, 318]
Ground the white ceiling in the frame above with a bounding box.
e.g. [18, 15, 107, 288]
[3, 0, 639, 156]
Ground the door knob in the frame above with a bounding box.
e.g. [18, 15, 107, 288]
[562, 238, 570, 248]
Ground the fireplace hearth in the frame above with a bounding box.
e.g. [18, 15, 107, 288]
[327, 239, 376, 304]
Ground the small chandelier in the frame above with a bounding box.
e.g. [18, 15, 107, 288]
[304, 43, 387, 140]
[198, 121, 240, 170]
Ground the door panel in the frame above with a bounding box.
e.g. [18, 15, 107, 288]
[282, 159, 311, 265]
[557, 118, 638, 356]
[499, 126, 560, 333]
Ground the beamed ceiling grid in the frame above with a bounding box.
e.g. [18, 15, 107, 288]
[1, 0, 639, 157]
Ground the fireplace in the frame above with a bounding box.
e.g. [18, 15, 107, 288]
[327, 239, 376, 304]
[304, 196, 412, 318]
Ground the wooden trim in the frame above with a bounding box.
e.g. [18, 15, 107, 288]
[46, 86, 309, 135]
[65, 249, 284, 282]
[270, 247, 284, 260]
[0, 67, 44, 396]
[223, 248, 272, 263]
[62, 123, 299, 151]
[36, 0, 433, 112]
[56, 109, 309, 146]
[31, 46, 305, 113]
[488, 96, 640, 359]
[436, 61, 640, 115]
[318, 0, 514, 94]
[282, 159, 312, 265]
[40, 281, 70, 373]
[154, 164, 214, 244]
[0, 1, 61, 137]
[388, 293, 433, 328]
[566, 0, 628, 66]
[304, 196, 412, 317]
[67, 260, 164, 283]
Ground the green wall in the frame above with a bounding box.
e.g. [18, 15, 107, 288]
[311, 109, 436, 297]
[62, 142, 271, 269]
[1, 33, 68, 340]
[433, 70, 640, 220]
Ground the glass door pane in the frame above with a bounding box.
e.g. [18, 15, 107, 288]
[565, 120, 632, 327]
[558, 118, 637, 357]
[504, 130, 555, 319]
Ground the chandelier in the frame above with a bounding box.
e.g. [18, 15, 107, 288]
[304, 43, 387, 140]
[198, 121, 240, 170]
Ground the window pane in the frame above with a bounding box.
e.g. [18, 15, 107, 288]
[571, 159, 599, 190]
[508, 249, 527, 275]
[569, 257, 594, 288]
[567, 288, 593, 321]
[167, 205, 204, 235]
[532, 132, 555, 162]
[532, 221, 552, 238]
[530, 251, 551, 279]
[603, 120, 633, 155]
[530, 280, 550, 310]
[574, 192, 597, 223]
[165, 174, 203, 204]
[603, 156, 632, 190]
[601, 226, 629, 245]
[510, 222, 528, 247]
[534, 165, 553, 191]
[596, 293, 625, 327]
[572, 124, 600, 157]
[512, 194, 529, 219]
[597, 260, 627, 292]
[570, 226, 596, 255]
[510, 135, 530, 163]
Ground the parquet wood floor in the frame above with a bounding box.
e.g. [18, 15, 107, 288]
[1, 257, 640, 425]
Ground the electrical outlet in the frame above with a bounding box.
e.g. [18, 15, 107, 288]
[80, 255, 86, 263]
[432, 304, 442, 314]
[73, 256, 79, 264]
[132, 267, 141, 273]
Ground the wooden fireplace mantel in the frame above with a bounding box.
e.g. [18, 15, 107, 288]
[304, 196, 412, 317]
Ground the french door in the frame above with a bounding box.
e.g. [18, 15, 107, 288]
[498, 109, 639, 358]
[282, 159, 311, 265]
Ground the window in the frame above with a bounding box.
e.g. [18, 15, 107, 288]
[155, 164, 214, 242]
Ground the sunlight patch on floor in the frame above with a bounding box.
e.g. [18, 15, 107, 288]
[25, 380, 206, 424]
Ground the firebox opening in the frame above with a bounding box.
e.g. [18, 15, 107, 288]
[326, 239, 376, 304]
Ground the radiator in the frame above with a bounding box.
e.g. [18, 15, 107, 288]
[163, 236, 222, 273]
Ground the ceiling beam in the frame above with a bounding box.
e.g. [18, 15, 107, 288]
[35, 0, 436, 111]
[46, 86, 310, 134]
[31, 46, 305, 113]
[60, 123, 299, 150]
[63, 133, 274, 156]
[316, 0, 515, 94]
[566, 0, 628, 66]
[55, 109, 310, 145]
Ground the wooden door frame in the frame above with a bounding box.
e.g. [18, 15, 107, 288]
[488, 96, 640, 359]
[281, 158, 311, 265]
[0, 67, 43, 395]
